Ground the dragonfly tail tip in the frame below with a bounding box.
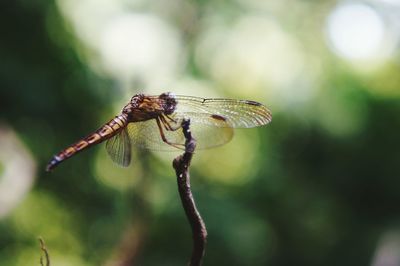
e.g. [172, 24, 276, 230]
[45, 157, 60, 172]
[45, 164, 53, 172]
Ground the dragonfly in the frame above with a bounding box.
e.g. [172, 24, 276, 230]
[46, 92, 272, 171]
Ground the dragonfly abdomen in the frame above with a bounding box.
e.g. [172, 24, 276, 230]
[46, 114, 128, 171]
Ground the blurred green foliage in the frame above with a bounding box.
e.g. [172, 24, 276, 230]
[1, 0, 400, 265]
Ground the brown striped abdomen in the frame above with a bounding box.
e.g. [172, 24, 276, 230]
[46, 114, 128, 171]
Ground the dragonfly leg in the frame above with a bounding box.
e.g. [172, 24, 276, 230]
[159, 115, 182, 131]
[156, 117, 185, 150]
[160, 115, 181, 131]
[165, 114, 177, 123]
[159, 115, 173, 131]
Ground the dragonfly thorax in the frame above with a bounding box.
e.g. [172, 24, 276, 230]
[121, 93, 175, 122]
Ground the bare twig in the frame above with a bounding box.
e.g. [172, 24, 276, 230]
[38, 237, 50, 266]
[173, 119, 207, 266]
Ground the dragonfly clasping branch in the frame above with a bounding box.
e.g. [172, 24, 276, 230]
[46, 92, 272, 171]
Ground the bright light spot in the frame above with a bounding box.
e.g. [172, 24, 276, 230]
[0, 125, 36, 218]
[195, 16, 314, 108]
[326, 3, 386, 60]
[372, 230, 400, 266]
[56, 0, 123, 50]
[99, 14, 182, 86]
[56, 0, 184, 88]
[379, 0, 400, 5]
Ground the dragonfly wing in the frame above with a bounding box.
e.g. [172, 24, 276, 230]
[126, 119, 180, 151]
[126, 117, 234, 151]
[173, 95, 272, 128]
[105, 128, 132, 167]
[190, 122, 234, 149]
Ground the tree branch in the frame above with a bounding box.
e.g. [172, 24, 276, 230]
[38, 237, 50, 266]
[173, 119, 207, 266]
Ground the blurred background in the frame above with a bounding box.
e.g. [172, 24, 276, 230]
[1, 0, 400, 265]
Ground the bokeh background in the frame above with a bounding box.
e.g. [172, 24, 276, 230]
[1, 0, 400, 265]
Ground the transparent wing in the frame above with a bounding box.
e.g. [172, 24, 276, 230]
[126, 118, 234, 151]
[173, 95, 272, 128]
[105, 128, 132, 167]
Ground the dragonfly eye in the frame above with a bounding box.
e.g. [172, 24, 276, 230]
[159, 92, 177, 115]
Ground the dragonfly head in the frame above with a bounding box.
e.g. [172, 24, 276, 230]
[130, 94, 145, 107]
[159, 92, 177, 115]
[122, 94, 145, 114]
